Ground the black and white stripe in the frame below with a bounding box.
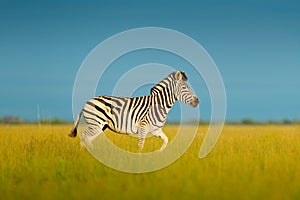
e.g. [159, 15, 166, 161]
[69, 71, 200, 151]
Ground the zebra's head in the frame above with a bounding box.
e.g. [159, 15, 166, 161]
[173, 71, 200, 107]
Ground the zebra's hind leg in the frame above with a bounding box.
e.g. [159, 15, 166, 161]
[81, 126, 104, 148]
[152, 128, 168, 151]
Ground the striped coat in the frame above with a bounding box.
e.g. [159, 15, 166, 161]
[69, 71, 199, 151]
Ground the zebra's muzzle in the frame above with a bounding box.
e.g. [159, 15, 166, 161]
[190, 96, 200, 107]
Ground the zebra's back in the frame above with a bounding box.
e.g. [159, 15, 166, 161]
[82, 95, 152, 134]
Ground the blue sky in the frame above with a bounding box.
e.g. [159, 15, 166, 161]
[0, 0, 299, 121]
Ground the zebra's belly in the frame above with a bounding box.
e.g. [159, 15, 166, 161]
[110, 108, 144, 134]
[111, 115, 163, 135]
[110, 122, 139, 134]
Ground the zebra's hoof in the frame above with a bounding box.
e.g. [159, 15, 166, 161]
[159, 146, 167, 152]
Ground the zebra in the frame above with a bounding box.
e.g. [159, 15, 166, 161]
[69, 71, 200, 152]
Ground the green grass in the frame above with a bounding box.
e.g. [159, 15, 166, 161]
[0, 125, 300, 199]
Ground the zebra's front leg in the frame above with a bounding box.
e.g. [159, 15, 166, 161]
[137, 127, 147, 152]
[152, 128, 168, 151]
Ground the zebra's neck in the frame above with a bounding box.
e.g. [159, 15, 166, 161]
[152, 88, 176, 109]
[148, 83, 177, 127]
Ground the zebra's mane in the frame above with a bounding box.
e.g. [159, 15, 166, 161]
[150, 71, 188, 95]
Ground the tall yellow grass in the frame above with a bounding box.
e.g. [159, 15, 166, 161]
[0, 125, 300, 199]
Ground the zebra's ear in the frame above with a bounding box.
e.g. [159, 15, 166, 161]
[175, 71, 182, 81]
[175, 71, 188, 81]
[180, 71, 188, 81]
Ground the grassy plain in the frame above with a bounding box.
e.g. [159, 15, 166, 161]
[0, 124, 300, 199]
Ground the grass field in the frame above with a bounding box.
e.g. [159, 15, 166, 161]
[0, 124, 300, 199]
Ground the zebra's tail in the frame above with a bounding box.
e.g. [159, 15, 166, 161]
[69, 110, 82, 137]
